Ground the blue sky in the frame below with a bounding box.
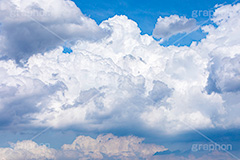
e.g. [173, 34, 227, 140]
[72, 0, 235, 46]
[0, 0, 240, 159]
[73, 0, 229, 34]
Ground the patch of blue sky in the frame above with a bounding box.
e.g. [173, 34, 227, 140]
[72, 0, 234, 46]
[62, 46, 73, 54]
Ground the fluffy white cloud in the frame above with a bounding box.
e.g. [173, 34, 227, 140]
[0, 15, 214, 133]
[0, 134, 167, 160]
[0, 140, 56, 160]
[61, 133, 166, 159]
[206, 55, 240, 93]
[152, 15, 197, 39]
[0, 134, 237, 160]
[0, 1, 240, 136]
[197, 3, 240, 129]
[0, 0, 110, 61]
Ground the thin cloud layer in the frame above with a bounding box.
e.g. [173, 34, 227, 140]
[152, 15, 197, 40]
[0, 0, 110, 62]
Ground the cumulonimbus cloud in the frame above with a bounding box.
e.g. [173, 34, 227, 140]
[0, 1, 240, 137]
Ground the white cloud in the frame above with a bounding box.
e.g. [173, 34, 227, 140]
[61, 133, 166, 159]
[206, 55, 240, 93]
[0, 140, 56, 160]
[0, 0, 110, 61]
[0, 134, 236, 160]
[0, 1, 240, 136]
[152, 15, 197, 39]
[197, 3, 240, 129]
[1, 2, 240, 159]
[0, 134, 167, 160]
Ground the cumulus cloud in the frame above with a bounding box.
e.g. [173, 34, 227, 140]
[0, 134, 237, 160]
[0, 140, 56, 160]
[0, 60, 66, 129]
[61, 133, 167, 159]
[0, 134, 167, 160]
[152, 15, 197, 39]
[197, 3, 240, 129]
[202, 3, 240, 95]
[0, 1, 240, 137]
[0, 0, 110, 62]
[206, 55, 240, 94]
[0, 15, 212, 133]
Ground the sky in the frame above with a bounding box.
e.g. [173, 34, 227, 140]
[73, 0, 233, 46]
[73, 0, 227, 32]
[0, 0, 240, 159]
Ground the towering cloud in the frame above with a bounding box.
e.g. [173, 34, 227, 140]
[0, 0, 240, 142]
